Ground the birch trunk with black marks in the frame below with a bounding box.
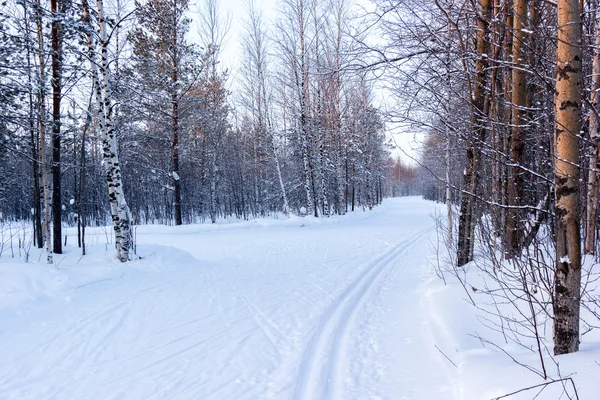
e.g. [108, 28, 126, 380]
[83, 0, 131, 262]
[334, 1, 345, 216]
[553, 0, 582, 355]
[296, 0, 316, 217]
[319, 132, 329, 216]
[271, 136, 289, 216]
[23, 0, 43, 249]
[35, 0, 53, 264]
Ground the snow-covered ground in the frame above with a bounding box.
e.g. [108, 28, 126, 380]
[0, 197, 597, 399]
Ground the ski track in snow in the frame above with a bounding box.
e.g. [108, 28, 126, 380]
[0, 198, 456, 399]
[293, 228, 432, 400]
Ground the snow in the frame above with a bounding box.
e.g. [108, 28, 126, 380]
[0, 197, 597, 399]
[428, 236, 600, 399]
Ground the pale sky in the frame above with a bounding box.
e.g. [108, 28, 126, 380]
[189, 0, 278, 76]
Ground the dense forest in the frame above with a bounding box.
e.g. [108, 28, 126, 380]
[0, 0, 395, 261]
[1, 0, 599, 358]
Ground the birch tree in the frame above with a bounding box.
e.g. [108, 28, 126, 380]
[196, 0, 229, 223]
[0, 0, 389, 232]
[552, 0, 582, 355]
[35, 0, 53, 264]
[240, 0, 289, 215]
[276, 0, 318, 217]
[82, 0, 131, 262]
[20, 0, 44, 249]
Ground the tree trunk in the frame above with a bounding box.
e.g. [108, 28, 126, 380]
[445, 132, 452, 246]
[457, 0, 492, 267]
[333, 4, 345, 216]
[489, 0, 503, 239]
[585, 5, 600, 255]
[553, 0, 582, 355]
[97, 0, 131, 261]
[271, 135, 289, 215]
[209, 149, 217, 223]
[457, 146, 477, 266]
[51, 0, 63, 254]
[337, 133, 346, 215]
[78, 105, 91, 254]
[444, 23, 453, 246]
[499, 7, 513, 249]
[83, 0, 131, 262]
[297, 0, 316, 217]
[319, 132, 329, 216]
[35, 0, 53, 264]
[23, 0, 44, 249]
[507, 0, 529, 256]
[172, 1, 182, 226]
[172, 91, 182, 225]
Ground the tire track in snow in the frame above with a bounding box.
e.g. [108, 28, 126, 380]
[293, 227, 432, 400]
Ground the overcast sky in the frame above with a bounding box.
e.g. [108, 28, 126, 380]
[189, 0, 277, 75]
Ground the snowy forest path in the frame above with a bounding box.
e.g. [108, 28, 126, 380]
[0, 197, 457, 399]
[292, 227, 432, 400]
